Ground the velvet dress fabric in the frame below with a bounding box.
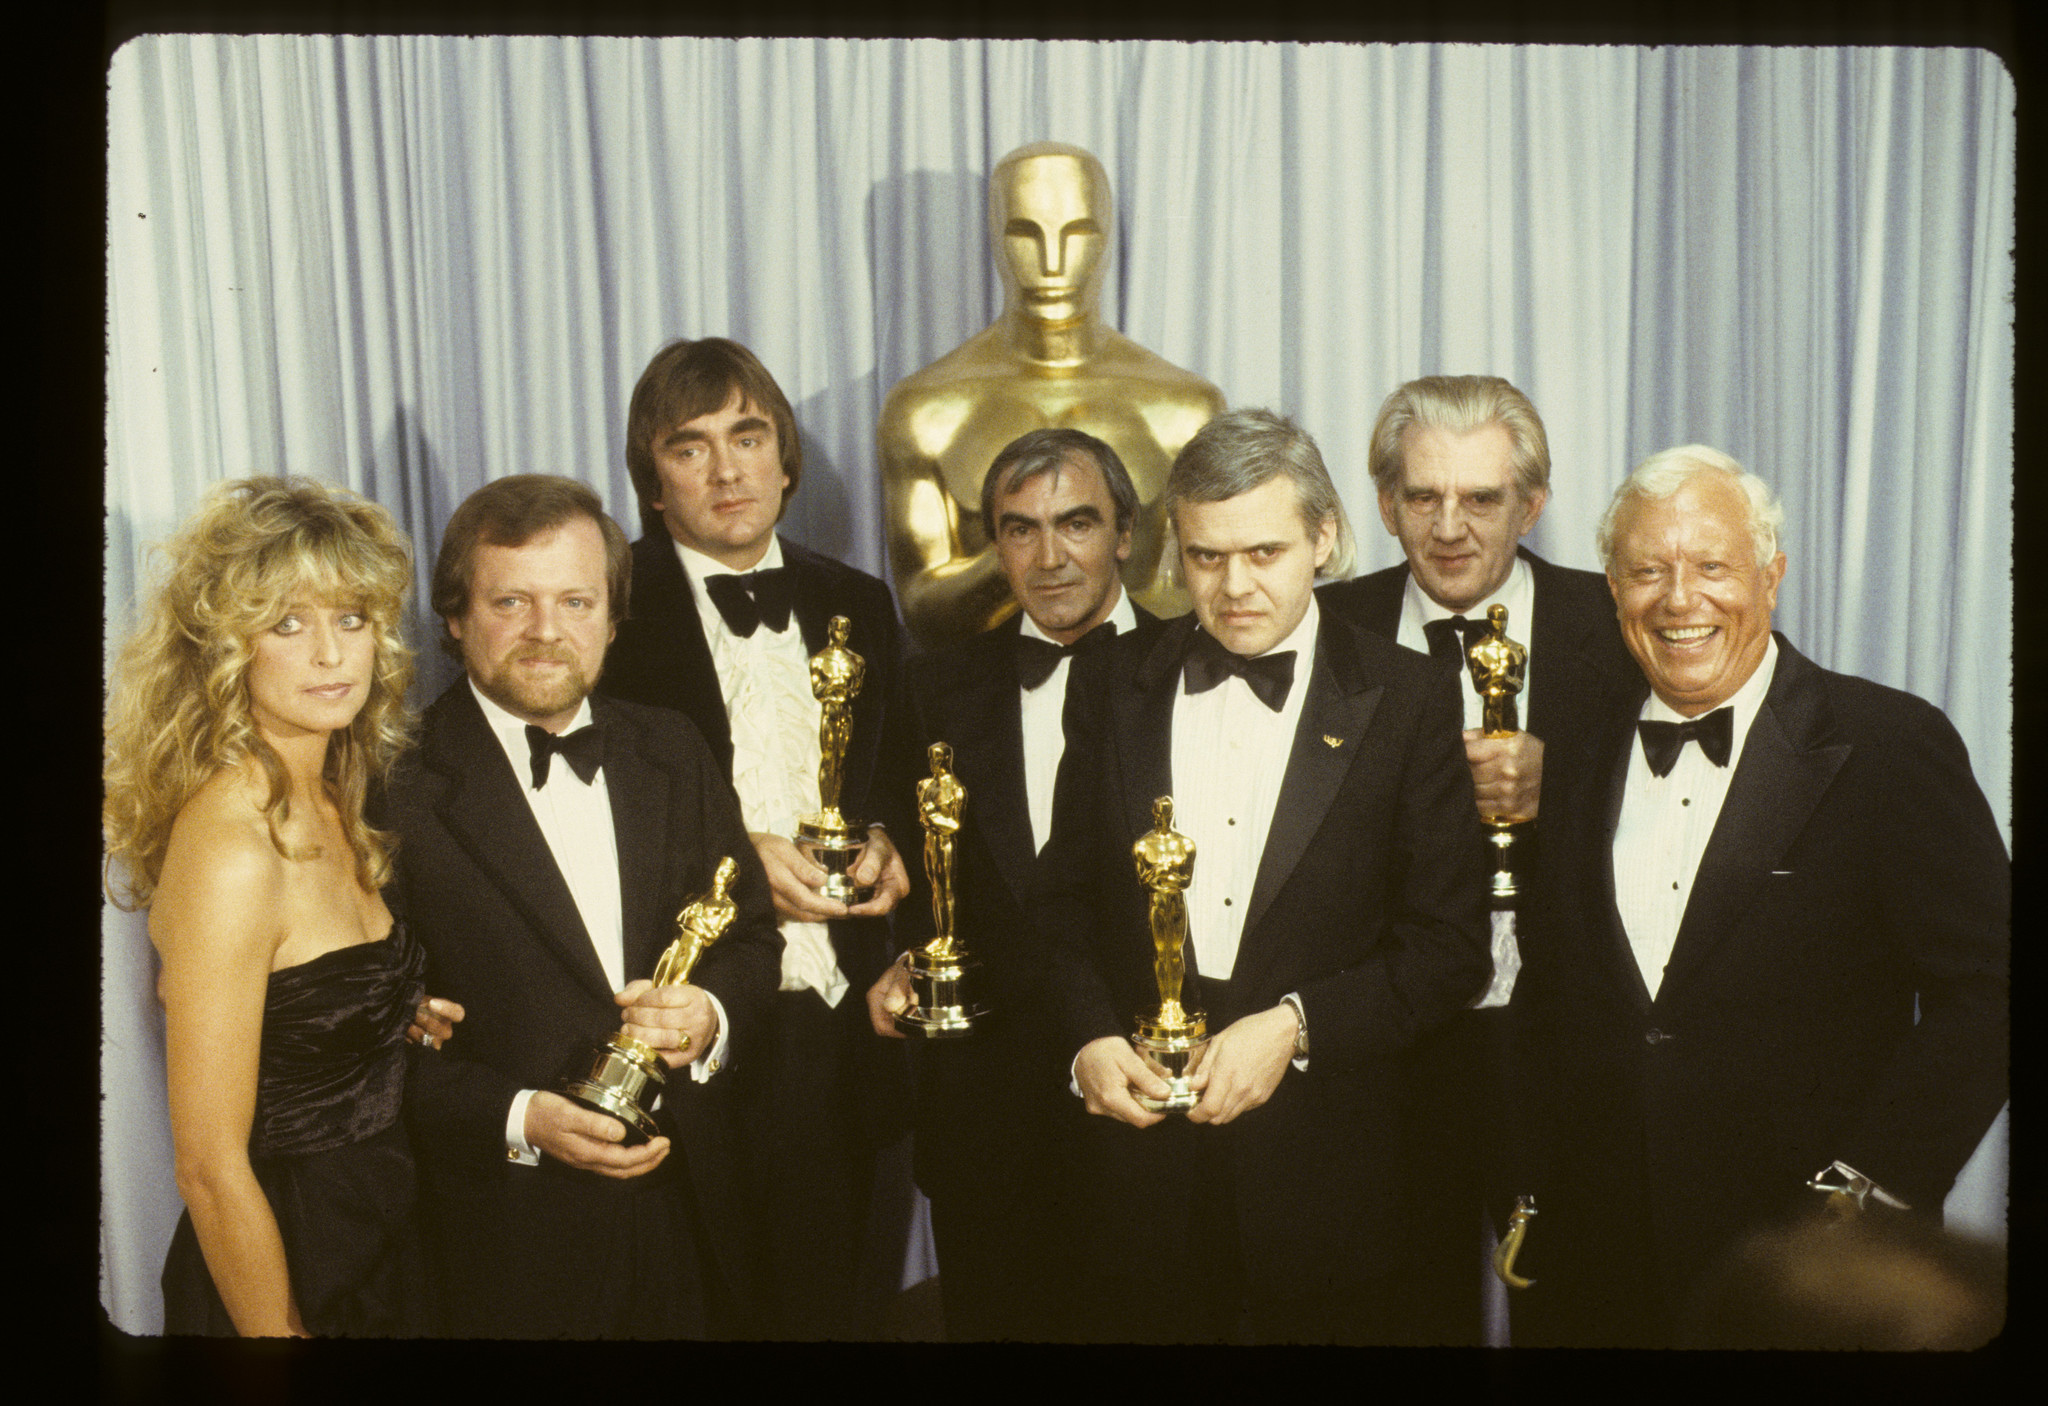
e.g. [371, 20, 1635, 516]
[160, 922, 427, 1337]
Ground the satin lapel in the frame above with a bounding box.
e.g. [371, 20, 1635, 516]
[1365, 570, 1404, 637]
[427, 689, 615, 1004]
[1593, 702, 1656, 1015]
[1117, 617, 1189, 866]
[636, 538, 733, 774]
[596, 699, 677, 983]
[1239, 619, 1382, 953]
[1523, 557, 1579, 743]
[1522, 551, 1625, 747]
[1661, 648, 1848, 996]
[1119, 619, 1194, 982]
[791, 544, 831, 656]
[944, 633, 1036, 907]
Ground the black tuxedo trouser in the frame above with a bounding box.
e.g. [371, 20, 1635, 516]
[924, 1145, 1078, 1342]
[421, 1157, 706, 1339]
[1070, 978, 1392, 1346]
[1393, 1001, 1510, 1346]
[733, 986, 881, 1341]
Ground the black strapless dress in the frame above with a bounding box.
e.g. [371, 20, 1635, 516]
[161, 922, 428, 1336]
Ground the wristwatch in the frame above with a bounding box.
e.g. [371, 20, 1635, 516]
[1281, 994, 1310, 1059]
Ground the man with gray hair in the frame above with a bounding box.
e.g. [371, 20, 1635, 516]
[863, 426, 1161, 1339]
[1041, 408, 1489, 1343]
[1508, 446, 2009, 1347]
[1319, 374, 1636, 1344]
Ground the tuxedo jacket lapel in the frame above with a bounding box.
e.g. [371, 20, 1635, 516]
[631, 535, 733, 773]
[1322, 567, 1404, 638]
[1523, 550, 1630, 749]
[1239, 617, 1383, 965]
[1662, 645, 1849, 996]
[954, 627, 1039, 906]
[426, 688, 616, 1005]
[1594, 706, 1657, 1014]
[1116, 616, 1188, 849]
[1525, 557, 1583, 741]
[598, 699, 677, 983]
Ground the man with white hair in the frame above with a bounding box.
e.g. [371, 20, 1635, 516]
[1508, 446, 2009, 1348]
[1319, 374, 1636, 1345]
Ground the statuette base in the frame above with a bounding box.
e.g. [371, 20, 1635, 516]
[561, 1034, 667, 1145]
[1485, 822, 1521, 904]
[1132, 1013, 1209, 1114]
[896, 949, 986, 1039]
[796, 814, 873, 905]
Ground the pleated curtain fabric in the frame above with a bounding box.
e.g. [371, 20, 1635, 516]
[103, 36, 2013, 1331]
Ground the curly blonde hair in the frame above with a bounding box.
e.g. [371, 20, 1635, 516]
[104, 477, 416, 908]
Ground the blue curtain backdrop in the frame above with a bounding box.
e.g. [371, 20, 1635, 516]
[103, 36, 2013, 1333]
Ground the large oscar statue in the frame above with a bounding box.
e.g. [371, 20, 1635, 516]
[896, 742, 987, 1038]
[1131, 795, 1207, 1113]
[1465, 603, 1529, 902]
[795, 616, 871, 903]
[879, 141, 1226, 648]
[560, 857, 740, 1144]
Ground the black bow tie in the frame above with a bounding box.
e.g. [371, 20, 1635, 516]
[704, 568, 793, 638]
[1182, 630, 1297, 712]
[1423, 614, 1480, 669]
[1013, 620, 1119, 690]
[1637, 707, 1734, 777]
[525, 722, 604, 789]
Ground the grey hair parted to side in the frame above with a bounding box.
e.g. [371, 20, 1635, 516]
[1165, 408, 1356, 580]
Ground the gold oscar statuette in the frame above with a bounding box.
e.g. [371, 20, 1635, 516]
[1465, 603, 1530, 903]
[896, 741, 988, 1038]
[794, 615, 872, 903]
[560, 856, 740, 1144]
[1131, 795, 1208, 1113]
[878, 141, 1226, 648]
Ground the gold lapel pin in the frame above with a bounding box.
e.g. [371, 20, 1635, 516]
[1323, 734, 1343, 748]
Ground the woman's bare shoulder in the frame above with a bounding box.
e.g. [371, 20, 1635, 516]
[153, 766, 288, 955]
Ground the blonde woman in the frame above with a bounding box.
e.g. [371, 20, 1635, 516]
[106, 477, 458, 1336]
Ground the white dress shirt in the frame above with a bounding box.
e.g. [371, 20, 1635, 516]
[1170, 597, 1320, 984]
[674, 536, 849, 1008]
[470, 683, 728, 1165]
[1068, 602, 1315, 1097]
[1396, 553, 1538, 732]
[1612, 637, 1779, 1000]
[1018, 589, 1140, 854]
[1396, 557, 1538, 1011]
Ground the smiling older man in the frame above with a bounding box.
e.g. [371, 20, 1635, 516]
[1507, 446, 2009, 1348]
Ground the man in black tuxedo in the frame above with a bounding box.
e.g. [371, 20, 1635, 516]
[389, 475, 781, 1337]
[1318, 375, 1636, 1344]
[1045, 409, 1491, 1344]
[1511, 446, 2009, 1347]
[863, 428, 1161, 1340]
[599, 337, 918, 1339]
